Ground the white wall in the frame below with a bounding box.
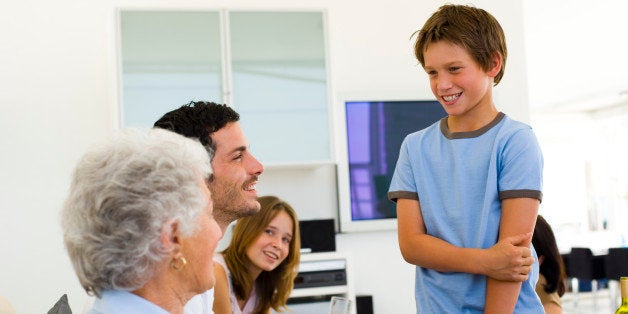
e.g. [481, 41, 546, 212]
[523, 0, 628, 109]
[0, 0, 528, 313]
[524, 0, 628, 254]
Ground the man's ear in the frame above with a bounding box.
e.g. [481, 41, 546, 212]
[161, 219, 182, 252]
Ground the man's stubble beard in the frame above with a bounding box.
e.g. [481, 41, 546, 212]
[209, 178, 260, 227]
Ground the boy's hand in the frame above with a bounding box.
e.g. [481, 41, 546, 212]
[482, 232, 534, 281]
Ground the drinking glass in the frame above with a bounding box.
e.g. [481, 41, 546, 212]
[328, 296, 352, 314]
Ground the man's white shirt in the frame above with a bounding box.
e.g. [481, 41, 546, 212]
[184, 290, 214, 314]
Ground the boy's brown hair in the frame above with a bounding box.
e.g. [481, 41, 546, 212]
[413, 4, 507, 85]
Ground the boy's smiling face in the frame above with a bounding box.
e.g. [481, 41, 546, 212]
[423, 40, 501, 120]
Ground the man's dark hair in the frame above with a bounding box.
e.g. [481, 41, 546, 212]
[153, 101, 240, 151]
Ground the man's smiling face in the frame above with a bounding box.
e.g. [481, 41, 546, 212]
[208, 122, 264, 229]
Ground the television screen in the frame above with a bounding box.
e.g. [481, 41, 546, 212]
[336, 98, 446, 232]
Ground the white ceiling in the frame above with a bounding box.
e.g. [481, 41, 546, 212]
[523, 0, 628, 112]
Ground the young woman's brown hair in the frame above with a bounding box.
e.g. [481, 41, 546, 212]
[532, 215, 566, 296]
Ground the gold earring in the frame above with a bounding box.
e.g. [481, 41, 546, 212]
[171, 256, 187, 271]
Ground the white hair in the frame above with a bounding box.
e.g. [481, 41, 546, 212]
[61, 128, 212, 297]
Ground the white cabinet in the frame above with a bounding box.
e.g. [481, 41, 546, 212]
[118, 10, 331, 165]
[119, 11, 223, 128]
[230, 11, 331, 165]
[280, 252, 356, 314]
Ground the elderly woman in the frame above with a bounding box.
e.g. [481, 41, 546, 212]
[61, 128, 222, 314]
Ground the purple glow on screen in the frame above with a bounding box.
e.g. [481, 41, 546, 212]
[347, 102, 370, 164]
[344, 100, 446, 221]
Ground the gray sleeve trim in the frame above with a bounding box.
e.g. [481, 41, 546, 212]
[388, 191, 419, 203]
[499, 189, 543, 202]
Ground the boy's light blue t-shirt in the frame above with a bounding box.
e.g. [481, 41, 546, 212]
[389, 113, 544, 313]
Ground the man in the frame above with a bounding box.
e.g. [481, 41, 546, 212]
[154, 101, 264, 314]
[154, 101, 264, 232]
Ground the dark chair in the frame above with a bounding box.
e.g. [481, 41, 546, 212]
[566, 247, 606, 306]
[605, 247, 628, 281]
[605, 247, 628, 307]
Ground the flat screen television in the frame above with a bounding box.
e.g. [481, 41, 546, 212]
[335, 95, 447, 232]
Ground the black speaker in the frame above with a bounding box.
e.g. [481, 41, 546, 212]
[356, 295, 373, 314]
[299, 219, 336, 253]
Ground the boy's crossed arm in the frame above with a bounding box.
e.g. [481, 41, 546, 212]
[485, 197, 539, 314]
[396, 198, 535, 281]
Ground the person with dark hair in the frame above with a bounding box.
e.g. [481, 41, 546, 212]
[388, 4, 544, 313]
[61, 128, 222, 314]
[154, 101, 264, 314]
[154, 101, 240, 154]
[532, 215, 566, 313]
[154, 101, 263, 231]
[213, 196, 301, 314]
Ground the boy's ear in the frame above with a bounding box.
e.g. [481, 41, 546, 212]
[487, 53, 502, 77]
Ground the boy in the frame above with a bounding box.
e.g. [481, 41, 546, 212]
[388, 4, 544, 313]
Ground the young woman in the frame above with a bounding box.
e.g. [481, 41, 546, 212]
[213, 196, 301, 314]
[532, 215, 566, 314]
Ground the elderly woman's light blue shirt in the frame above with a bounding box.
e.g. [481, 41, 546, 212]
[89, 290, 169, 314]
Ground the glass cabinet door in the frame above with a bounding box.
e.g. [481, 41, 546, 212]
[229, 12, 329, 164]
[120, 11, 222, 128]
[118, 10, 330, 164]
